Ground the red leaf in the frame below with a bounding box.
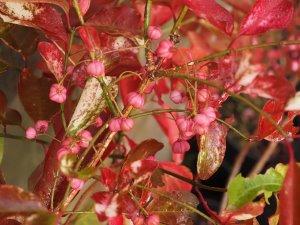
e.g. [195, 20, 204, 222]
[108, 215, 123, 225]
[197, 121, 228, 180]
[257, 100, 285, 140]
[119, 159, 159, 190]
[0, 185, 46, 218]
[279, 143, 300, 225]
[78, 26, 101, 53]
[119, 76, 141, 105]
[32, 129, 66, 208]
[38, 42, 64, 81]
[238, 0, 294, 36]
[147, 191, 199, 225]
[0, 2, 67, 43]
[242, 75, 295, 101]
[153, 104, 179, 146]
[220, 199, 265, 223]
[100, 168, 117, 191]
[157, 162, 193, 192]
[18, 68, 59, 122]
[183, 0, 234, 35]
[123, 139, 163, 166]
[78, 0, 90, 16]
[0, 90, 6, 115]
[92, 192, 120, 221]
[0, 0, 69, 15]
[133, 0, 183, 26]
[86, 6, 142, 36]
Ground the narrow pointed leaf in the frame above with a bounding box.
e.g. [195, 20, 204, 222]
[228, 168, 283, 210]
[279, 157, 300, 225]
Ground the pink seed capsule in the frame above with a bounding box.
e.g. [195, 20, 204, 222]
[62, 137, 80, 154]
[26, 127, 37, 140]
[144, 82, 155, 94]
[156, 40, 174, 59]
[147, 26, 162, 40]
[86, 60, 105, 77]
[78, 130, 93, 148]
[127, 92, 144, 109]
[146, 214, 160, 225]
[170, 90, 185, 104]
[71, 178, 85, 191]
[120, 118, 134, 131]
[56, 148, 70, 160]
[49, 84, 67, 104]
[193, 114, 211, 127]
[172, 140, 190, 153]
[202, 107, 216, 122]
[94, 117, 103, 127]
[35, 120, 49, 133]
[194, 124, 209, 135]
[109, 117, 122, 132]
[197, 89, 209, 102]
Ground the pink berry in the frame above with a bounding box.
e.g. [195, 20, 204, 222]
[194, 124, 208, 135]
[78, 130, 93, 148]
[170, 90, 185, 104]
[146, 214, 160, 225]
[193, 114, 211, 127]
[147, 26, 162, 40]
[86, 60, 105, 77]
[56, 147, 70, 160]
[156, 40, 174, 59]
[172, 140, 190, 153]
[49, 83, 67, 104]
[94, 117, 103, 127]
[177, 117, 194, 138]
[172, 153, 184, 164]
[62, 137, 80, 154]
[133, 216, 145, 225]
[109, 117, 122, 132]
[127, 92, 144, 109]
[71, 178, 85, 190]
[291, 60, 299, 72]
[202, 107, 216, 122]
[197, 89, 209, 102]
[35, 120, 49, 133]
[120, 118, 134, 131]
[26, 127, 37, 140]
[144, 82, 155, 94]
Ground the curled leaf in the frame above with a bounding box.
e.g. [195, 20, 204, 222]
[197, 121, 227, 180]
[68, 76, 117, 136]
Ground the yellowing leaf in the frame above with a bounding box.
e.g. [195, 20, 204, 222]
[197, 121, 227, 180]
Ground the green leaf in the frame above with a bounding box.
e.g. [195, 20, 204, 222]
[74, 213, 103, 225]
[227, 168, 284, 210]
[77, 167, 96, 180]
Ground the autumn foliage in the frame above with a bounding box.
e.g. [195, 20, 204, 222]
[0, 0, 300, 225]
